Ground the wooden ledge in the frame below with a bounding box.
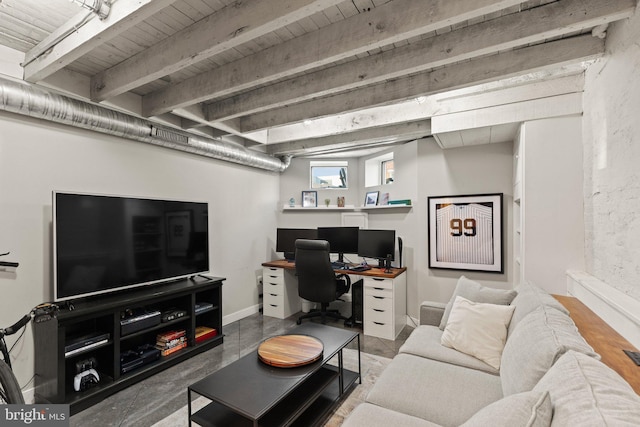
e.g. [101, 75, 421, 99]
[554, 294, 640, 395]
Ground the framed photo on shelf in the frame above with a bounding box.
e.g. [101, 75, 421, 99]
[301, 190, 317, 207]
[427, 193, 503, 273]
[364, 191, 379, 207]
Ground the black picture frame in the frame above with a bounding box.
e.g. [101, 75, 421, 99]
[364, 191, 379, 207]
[427, 193, 503, 273]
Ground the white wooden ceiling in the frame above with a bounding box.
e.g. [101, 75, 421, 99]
[0, 0, 636, 158]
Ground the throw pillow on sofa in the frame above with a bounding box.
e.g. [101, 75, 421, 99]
[441, 296, 515, 370]
[439, 276, 517, 330]
[533, 350, 640, 426]
[501, 306, 599, 396]
[507, 281, 570, 337]
[460, 390, 552, 427]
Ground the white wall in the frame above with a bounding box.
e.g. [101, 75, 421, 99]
[0, 110, 279, 388]
[583, 10, 640, 300]
[416, 139, 514, 305]
[520, 117, 585, 295]
[576, 8, 640, 345]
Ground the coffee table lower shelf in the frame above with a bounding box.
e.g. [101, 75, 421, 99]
[191, 365, 359, 427]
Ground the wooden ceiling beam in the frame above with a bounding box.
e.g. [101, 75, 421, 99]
[23, 0, 177, 83]
[266, 120, 431, 156]
[206, 0, 635, 122]
[239, 34, 605, 132]
[90, 0, 345, 102]
[141, 0, 524, 117]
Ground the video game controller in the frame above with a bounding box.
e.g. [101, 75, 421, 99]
[74, 368, 100, 392]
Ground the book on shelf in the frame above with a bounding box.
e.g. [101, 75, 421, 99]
[156, 336, 186, 349]
[157, 330, 186, 342]
[388, 199, 412, 206]
[159, 341, 187, 356]
[195, 326, 218, 343]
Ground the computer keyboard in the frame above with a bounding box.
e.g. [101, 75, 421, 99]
[348, 265, 371, 272]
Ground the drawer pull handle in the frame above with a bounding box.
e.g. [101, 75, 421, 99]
[268, 283, 278, 286]
[373, 321, 385, 325]
[270, 304, 277, 307]
[373, 278, 384, 281]
[374, 287, 384, 291]
[270, 293, 277, 296]
[269, 275, 278, 278]
[269, 268, 277, 271]
[373, 309, 384, 312]
[373, 296, 384, 300]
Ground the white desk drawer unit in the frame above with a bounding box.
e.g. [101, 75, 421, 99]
[262, 267, 301, 319]
[363, 273, 406, 340]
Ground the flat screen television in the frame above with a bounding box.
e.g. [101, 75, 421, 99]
[358, 229, 396, 267]
[53, 192, 209, 302]
[317, 226, 359, 263]
[276, 228, 318, 261]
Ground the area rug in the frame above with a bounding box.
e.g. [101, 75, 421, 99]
[151, 348, 391, 426]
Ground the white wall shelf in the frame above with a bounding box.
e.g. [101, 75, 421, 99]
[360, 204, 412, 211]
[282, 204, 412, 212]
[282, 204, 356, 211]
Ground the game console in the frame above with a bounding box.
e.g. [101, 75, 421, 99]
[194, 302, 213, 314]
[120, 309, 161, 335]
[64, 332, 110, 357]
[161, 308, 187, 323]
[74, 368, 100, 392]
[120, 344, 161, 374]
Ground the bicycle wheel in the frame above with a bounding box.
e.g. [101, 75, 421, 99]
[0, 359, 23, 404]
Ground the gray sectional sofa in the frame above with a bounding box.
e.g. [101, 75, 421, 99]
[343, 278, 640, 426]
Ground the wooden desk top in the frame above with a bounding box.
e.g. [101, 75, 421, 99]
[554, 295, 640, 395]
[257, 334, 323, 368]
[262, 259, 407, 279]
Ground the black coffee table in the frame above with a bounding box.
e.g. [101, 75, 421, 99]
[188, 323, 360, 426]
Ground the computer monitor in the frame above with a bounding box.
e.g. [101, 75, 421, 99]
[358, 229, 396, 267]
[317, 226, 359, 263]
[276, 228, 318, 260]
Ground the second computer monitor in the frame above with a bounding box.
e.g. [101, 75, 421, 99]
[276, 228, 318, 260]
[358, 229, 396, 267]
[317, 226, 359, 262]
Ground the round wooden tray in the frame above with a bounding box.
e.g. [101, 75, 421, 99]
[258, 334, 324, 368]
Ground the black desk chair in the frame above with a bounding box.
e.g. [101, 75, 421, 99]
[294, 239, 351, 325]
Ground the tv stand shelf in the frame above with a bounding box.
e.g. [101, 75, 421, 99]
[34, 276, 225, 415]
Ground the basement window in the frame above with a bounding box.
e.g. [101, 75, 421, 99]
[365, 152, 394, 187]
[310, 161, 348, 189]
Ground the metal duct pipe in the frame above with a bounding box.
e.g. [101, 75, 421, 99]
[0, 77, 289, 172]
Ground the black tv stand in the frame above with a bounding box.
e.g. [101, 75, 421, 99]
[34, 276, 225, 415]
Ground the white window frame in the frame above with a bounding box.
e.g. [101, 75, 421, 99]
[309, 160, 348, 189]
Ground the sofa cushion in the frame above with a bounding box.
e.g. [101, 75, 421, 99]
[399, 325, 499, 375]
[501, 306, 599, 396]
[342, 403, 440, 427]
[441, 296, 515, 370]
[533, 350, 640, 426]
[366, 353, 503, 427]
[461, 390, 552, 427]
[508, 281, 570, 337]
[439, 276, 517, 330]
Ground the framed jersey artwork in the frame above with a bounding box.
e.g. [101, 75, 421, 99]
[428, 193, 503, 273]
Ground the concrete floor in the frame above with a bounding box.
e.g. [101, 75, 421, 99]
[70, 311, 415, 427]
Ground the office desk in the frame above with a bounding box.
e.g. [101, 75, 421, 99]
[261, 260, 407, 340]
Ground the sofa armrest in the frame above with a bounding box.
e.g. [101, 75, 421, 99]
[419, 301, 446, 326]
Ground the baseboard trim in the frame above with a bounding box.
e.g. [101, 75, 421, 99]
[223, 303, 261, 326]
[567, 270, 640, 348]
